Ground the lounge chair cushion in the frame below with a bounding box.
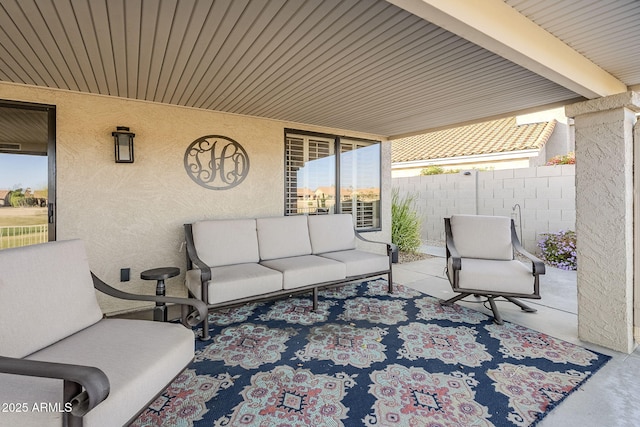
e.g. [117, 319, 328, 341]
[450, 214, 513, 260]
[185, 263, 282, 304]
[319, 249, 389, 277]
[307, 214, 356, 254]
[0, 319, 194, 427]
[192, 219, 259, 267]
[257, 216, 312, 260]
[0, 240, 103, 359]
[261, 255, 346, 290]
[448, 257, 534, 295]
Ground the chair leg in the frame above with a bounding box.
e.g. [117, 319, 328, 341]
[63, 381, 83, 427]
[487, 297, 504, 325]
[505, 297, 537, 313]
[441, 293, 470, 305]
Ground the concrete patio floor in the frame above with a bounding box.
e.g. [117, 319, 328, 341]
[393, 254, 640, 427]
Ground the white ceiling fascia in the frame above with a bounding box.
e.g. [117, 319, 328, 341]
[385, 0, 627, 99]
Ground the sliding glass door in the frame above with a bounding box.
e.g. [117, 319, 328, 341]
[0, 101, 56, 249]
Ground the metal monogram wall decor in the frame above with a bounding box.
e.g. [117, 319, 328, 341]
[184, 135, 250, 190]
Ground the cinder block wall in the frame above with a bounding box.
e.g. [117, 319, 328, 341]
[392, 165, 576, 253]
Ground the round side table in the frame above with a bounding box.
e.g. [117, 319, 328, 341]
[141, 267, 180, 322]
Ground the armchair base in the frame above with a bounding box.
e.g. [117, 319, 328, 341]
[441, 293, 538, 325]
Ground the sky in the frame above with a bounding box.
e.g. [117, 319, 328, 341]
[0, 154, 48, 190]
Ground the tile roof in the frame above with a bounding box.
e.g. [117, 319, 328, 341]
[391, 116, 556, 163]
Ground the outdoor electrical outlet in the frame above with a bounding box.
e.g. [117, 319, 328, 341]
[120, 268, 130, 282]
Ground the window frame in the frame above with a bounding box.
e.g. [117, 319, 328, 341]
[284, 128, 382, 232]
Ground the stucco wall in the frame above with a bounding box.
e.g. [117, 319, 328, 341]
[392, 164, 575, 253]
[0, 82, 390, 314]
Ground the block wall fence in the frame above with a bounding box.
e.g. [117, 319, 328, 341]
[392, 164, 576, 253]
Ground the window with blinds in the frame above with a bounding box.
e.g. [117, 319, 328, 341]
[340, 139, 381, 229]
[285, 133, 335, 216]
[285, 130, 380, 230]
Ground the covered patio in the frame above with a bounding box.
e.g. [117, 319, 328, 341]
[0, 0, 638, 366]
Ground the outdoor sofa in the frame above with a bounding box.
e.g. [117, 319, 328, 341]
[0, 239, 207, 427]
[184, 214, 393, 338]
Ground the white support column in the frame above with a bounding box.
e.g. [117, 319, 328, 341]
[566, 92, 640, 354]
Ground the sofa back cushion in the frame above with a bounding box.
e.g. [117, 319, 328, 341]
[192, 219, 259, 267]
[308, 214, 356, 254]
[0, 240, 103, 358]
[449, 214, 513, 260]
[257, 216, 312, 260]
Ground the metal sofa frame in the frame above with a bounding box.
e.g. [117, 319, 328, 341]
[184, 222, 394, 340]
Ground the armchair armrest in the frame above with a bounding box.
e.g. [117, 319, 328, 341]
[355, 231, 392, 255]
[91, 273, 208, 330]
[0, 356, 109, 417]
[511, 225, 546, 275]
[444, 218, 461, 271]
[184, 224, 212, 282]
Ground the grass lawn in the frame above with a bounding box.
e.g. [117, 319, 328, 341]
[0, 214, 48, 226]
[0, 208, 48, 249]
[0, 207, 48, 226]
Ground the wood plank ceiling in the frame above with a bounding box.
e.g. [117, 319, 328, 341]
[0, 0, 637, 137]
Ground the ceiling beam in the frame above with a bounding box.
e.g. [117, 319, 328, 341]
[386, 0, 627, 99]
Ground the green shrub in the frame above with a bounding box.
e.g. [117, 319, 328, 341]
[9, 189, 25, 207]
[420, 166, 460, 175]
[391, 189, 422, 253]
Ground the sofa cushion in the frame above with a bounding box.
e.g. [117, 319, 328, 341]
[192, 219, 259, 267]
[0, 240, 103, 359]
[448, 257, 534, 295]
[261, 255, 346, 290]
[450, 214, 513, 261]
[307, 214, 356, 254]
[0, 319, 194, 427]
[319, 249, 389, 277]
[185, 264, 283, 304]
[257, 216, 312, 260]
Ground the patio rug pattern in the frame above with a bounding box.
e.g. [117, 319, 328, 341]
[131, 279, 610, 427]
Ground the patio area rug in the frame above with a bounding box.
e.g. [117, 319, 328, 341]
[131, 279, 610, 427]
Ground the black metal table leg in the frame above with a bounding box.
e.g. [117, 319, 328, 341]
[140, 267, 180, 322]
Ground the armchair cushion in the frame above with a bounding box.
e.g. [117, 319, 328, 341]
[0, 240, 103, 359]
[450, 214, 513, 260]
[0, 319, 193, 427]
[308, 214, 356, 254]
[447, 257, 535, 295]
[192, 219, 259, 267]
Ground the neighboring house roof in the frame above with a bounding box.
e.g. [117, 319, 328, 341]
[392, 117, 557, 163]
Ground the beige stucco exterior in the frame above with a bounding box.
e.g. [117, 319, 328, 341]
[566, 91, 640, 353]
[0, 82, 391, 314]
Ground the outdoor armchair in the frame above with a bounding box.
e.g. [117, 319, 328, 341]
[0, 239, 207, 427]
[443, 214, 545, 324]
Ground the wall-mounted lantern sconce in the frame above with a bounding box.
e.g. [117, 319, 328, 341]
[112, 126, 135, 163]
